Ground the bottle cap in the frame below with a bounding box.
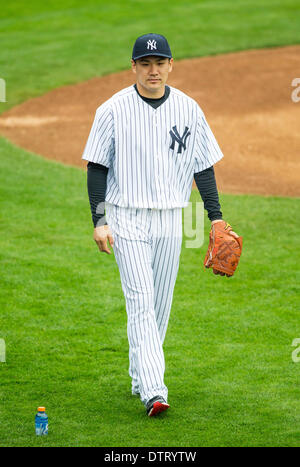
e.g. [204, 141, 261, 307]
[38, 407, 46, 412]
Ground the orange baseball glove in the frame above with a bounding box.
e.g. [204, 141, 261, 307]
[204, 221, 243, 277]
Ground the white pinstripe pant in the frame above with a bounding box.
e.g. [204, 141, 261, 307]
[106, 204, 182, 405]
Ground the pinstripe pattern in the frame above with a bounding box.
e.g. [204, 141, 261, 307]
[83, 84, 224, 406]
[82, 85, 224, 208]
[106, 204, 182, 405]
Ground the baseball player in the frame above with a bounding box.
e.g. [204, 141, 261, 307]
[82, 33, 242, 417]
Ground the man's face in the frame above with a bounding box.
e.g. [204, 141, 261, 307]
[131, 56, 173, 96]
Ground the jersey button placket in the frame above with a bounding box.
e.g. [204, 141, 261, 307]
[153, 112, 162, 208]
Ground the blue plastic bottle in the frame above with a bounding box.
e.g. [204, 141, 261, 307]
[35, 406, 48, 435]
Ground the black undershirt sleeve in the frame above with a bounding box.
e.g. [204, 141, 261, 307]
[87, 161, 108, 227]
[194, 166, 223, 221]
[87, 162, 222, 227]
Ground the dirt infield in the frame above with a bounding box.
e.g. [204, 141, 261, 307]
[0, 45, 299, 197]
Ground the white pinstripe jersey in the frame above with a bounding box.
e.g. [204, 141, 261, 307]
[82, 85, 224, 209]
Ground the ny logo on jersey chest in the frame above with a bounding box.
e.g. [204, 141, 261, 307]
[169, 125, 191, 154]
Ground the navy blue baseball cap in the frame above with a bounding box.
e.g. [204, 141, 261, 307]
[132, 33, 172, 61]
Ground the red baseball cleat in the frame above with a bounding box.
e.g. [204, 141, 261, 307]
[146, 396, 170, 417]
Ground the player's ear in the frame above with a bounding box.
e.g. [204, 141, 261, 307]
[168, 58, 173, 73]
[131, 59, 137, 74]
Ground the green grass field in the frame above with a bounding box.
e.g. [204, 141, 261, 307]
[0, 0, 300, 447]
[1, 0, 300, 110]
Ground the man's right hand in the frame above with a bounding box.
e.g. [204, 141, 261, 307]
[93, 225, 114, 254]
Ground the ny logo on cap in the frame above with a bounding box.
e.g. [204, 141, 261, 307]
[169, 126, 191, 154]
[147, 40, 157, 50]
